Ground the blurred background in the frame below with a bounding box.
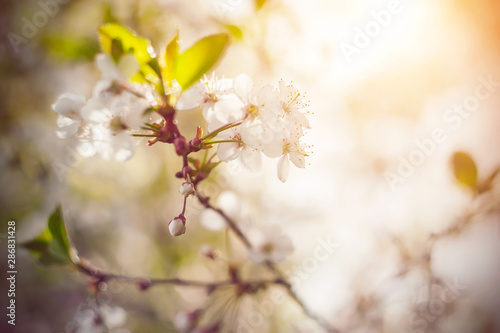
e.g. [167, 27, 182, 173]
[1, 0, 500, 332]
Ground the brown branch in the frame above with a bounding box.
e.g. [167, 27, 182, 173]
[196, 194, 340, 333]
[73, 257, 284, 290]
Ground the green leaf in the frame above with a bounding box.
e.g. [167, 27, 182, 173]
[174, 33, 230, 90]
[22, 205, 76, 265]
[41, 35, 100, 61]
[98, 23, 155, 64]
[451, 152, 478, 189]
[163, 33, 179, 83]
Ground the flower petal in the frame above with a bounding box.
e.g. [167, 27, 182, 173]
[289, 151, 306, 168]
[217, 142, 241, 162]
[55, 116, 81, 138]
[118, 54, 140, 81]
[240, 147, 262, 172]
[176, 83, 204, 111]
[96, 53, 120, 80]
[277, 154, 289, 182]
[232, 73, 253, 104]
[52, 93, 86, 119]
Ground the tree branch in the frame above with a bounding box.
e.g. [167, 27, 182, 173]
[195, 194, 340, 333]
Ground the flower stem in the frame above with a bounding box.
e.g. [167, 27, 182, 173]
[204, 140, 241, 145]
[201, 121, 242, 141]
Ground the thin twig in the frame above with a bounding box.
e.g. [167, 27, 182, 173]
[74, 258, 285, 289]
[195, 195, 340, 333]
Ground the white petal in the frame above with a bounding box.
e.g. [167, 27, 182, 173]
[291, 110, 310, 129]
[289, 151, 306, 168]
[240, 147, 262, 172]
[217, 142, 241, 162]
[232, 73, 253, 104]
[277, 154, 289, 182]
[81, 104, 112, 124]
[176, 83, 204, 110]
[118, 54, 140, 80]
[262, 137, 284, 158]
[96, 53, 120, 80]
[213, 95, 245, 124]
[52, 93, 86, 119]
[76, 140, 96, 158]
[94, 131, 135, 161]
[278, 80, 287, 99]
[207, 116, 226, 133]
[202, 103, 218, 123]
[56, 116, 80, 138]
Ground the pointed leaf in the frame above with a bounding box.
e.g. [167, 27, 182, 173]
[163, 33, 179, 82]
[174, 33, 230, 90]
[98, 23, 155, 64]
[22, 205, 76, 265]
[451, 152, 478, 189]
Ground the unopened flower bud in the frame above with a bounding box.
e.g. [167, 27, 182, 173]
[199, 245, 217, 259]
[169, 218, 186, 236]
[179, 182, 195, 196]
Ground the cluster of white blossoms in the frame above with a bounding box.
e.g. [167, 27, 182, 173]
[176, 74, 312, 182]
[52, 54, 155, 161]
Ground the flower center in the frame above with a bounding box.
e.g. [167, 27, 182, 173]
[109, 117, 128, 134]
[261, 242, 275, 254]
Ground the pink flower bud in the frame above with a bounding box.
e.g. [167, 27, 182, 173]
[179, 182, 195, 196]
[199, 245, 217, 259]
[169, 218, 186, 236]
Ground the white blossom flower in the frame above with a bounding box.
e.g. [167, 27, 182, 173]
[52, 93, 96, 157]
[248, 225, 294, 264]
[216, 126, 262, 172]
[78, 81, 152, 161]
[278, 80, 310, 129]
[233, 73, 281, 123]
[53, 53, 154, 162]
[276, 132, 310, 183]
[176, 74, 245, 131]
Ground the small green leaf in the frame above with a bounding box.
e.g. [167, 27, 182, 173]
[48, 206, 72, 261]
[451, 152, 478, 189]
[22, 205, 76, 265]
[174, 33, 230, 90]
[163, 33, 179, 83]
[41, 35, 100, 61]
[98, 23, 154, 64]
